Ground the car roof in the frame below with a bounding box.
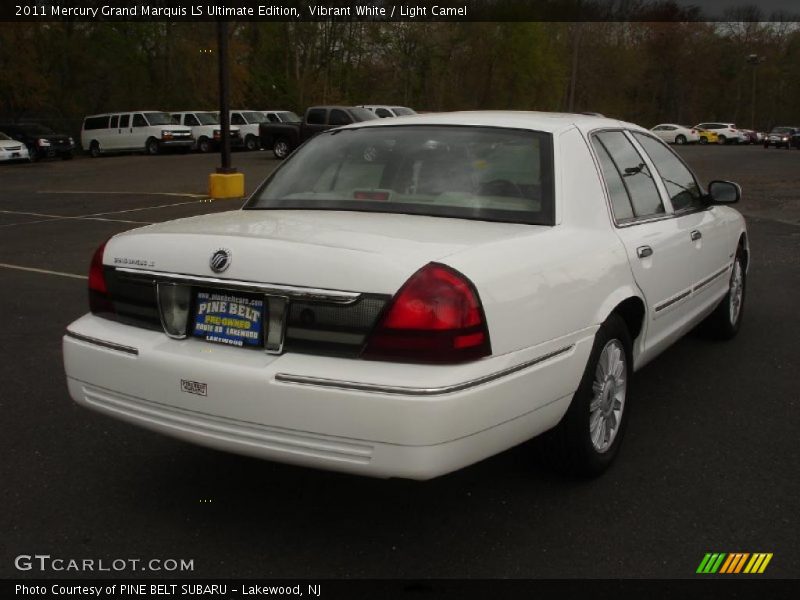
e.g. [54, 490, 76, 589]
[338, 110, 644, 135]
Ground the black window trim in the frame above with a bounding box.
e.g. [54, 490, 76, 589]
[589, 127, 672, 228]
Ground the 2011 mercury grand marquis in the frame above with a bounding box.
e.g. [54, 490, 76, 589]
[62, 112, 748, 479]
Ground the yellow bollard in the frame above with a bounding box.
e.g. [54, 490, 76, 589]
[208, 172, 245, 199]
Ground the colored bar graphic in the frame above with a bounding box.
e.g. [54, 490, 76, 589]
[699, 552, 773, 574]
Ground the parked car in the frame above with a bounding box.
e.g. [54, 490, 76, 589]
[81, 112, 193, 157]
[0, 131, 31, 162]
[695, 127, 719, 145]
[738, 129, 759, 144]
[259, 105, 378, 159]
[170, 111, 242, 153]
[763, 126, 798, 149]
[357, 105, 417, 118]
[693, 122, 746, 144]
[63, 111, 748, 480]
[0, 122, 75, 160]
[227, 110, 268, 151]
[650, 124, 700, 145]
[260, 110, 301, 124]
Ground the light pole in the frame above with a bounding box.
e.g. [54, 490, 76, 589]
[208, 20, 245, 199]
[747, 54, 765, 131]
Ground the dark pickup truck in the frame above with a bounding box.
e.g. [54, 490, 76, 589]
[260, 106, 378, 159]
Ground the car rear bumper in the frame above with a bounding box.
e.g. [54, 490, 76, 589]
[63, 314, 593, 479]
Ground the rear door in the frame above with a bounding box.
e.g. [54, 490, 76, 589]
[591, 130, 697, 357]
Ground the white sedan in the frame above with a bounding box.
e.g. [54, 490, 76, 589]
[63, 112, 748, 479]
[650, 123, 701, 145]
[0, 131, 31, 162]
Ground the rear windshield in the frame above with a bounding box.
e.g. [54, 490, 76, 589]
[144, 112, 174, 126]
[247, 125, 554, 226]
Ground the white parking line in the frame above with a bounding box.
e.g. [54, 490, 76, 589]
[0, 210, 152, 228]
[84, 200, 203, 216]
[0, 263, 87, 280]
[37, 190, 207, 198]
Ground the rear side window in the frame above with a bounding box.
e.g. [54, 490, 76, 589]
[83, 116, 109, 130]
[593, 131, 664, 219]
[376, 108, 393, 118]
[119, 114, 130, 128]
[109, 115, 119, 129]
[329, 110, 352, 126]
[593, 141, 635, 221]
[632, 133, 704, 212]
[306, 109, 326, 125]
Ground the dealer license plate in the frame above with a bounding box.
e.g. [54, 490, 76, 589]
[192, 290, 266, 348]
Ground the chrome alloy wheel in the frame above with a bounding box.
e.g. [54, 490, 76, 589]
[729, 260, 744, 325]
[589, 339, 627, 453]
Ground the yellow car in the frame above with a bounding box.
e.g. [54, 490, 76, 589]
[696, 128, 719, 145]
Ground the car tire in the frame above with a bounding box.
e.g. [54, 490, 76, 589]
[717, 134, 727, 145]
[197, 137, 211, 153]
[146, 138, 160, 156]
[537, 313, 632, 477]
[273, 138, 290, 160]
[700, 246, 746, 340]
[27, 146, 38, 162]
[244, 135, 259, 151]
[699, 137, 708, 145]
[88, 141, 101, 158]
[675, 134, 687, 145]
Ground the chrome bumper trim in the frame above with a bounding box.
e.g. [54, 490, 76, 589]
[115, 267, 362, 305]
[275, 345, 574, 396]
[64, 330, 139, 356]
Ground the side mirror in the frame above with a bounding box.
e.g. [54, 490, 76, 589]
[707, 180, 741, 204]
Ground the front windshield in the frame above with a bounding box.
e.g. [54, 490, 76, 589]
[277, 111, 301, 123]
[247, 125, 555, 226]
[20, 123, 54, 135]
[242, 111, 267, 123]
[196, 112, 219, 125]
[392, 107, 416, 116]
[0, 132, 10, 140]
[350, 108, 380, 122]
[144, 112, 174, 126]
[771, 127, 792, 134]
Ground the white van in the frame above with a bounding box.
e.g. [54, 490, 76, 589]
[81, 111, 193, 157]
[228, 110, 267, 150]
[260, 110, 301, 124]
[170, 111, 242, 153]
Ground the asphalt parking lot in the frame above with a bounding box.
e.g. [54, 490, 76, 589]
[0, 145, 798, 579]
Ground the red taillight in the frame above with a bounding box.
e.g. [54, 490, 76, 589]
[362, 263, 491, 364]
[353, 190, 390, 201]
[89, 240, 114, 315]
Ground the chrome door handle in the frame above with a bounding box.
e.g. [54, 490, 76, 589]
[637, 245, 653, 258]
[691, 230, 702, 241]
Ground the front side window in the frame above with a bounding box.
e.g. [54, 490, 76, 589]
[184, 113, 200, 126]
[632, 132, 703, 212]
[593, 131, 665, 219]
[132, 114, 147, 127]
[247, 125, 555, 226]
[376, 108, 393, 118]
[230, 113, 246, 125]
